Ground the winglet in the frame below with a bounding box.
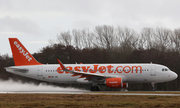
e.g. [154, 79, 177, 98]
[57, 59, 66, 70]
[57, 59, 69, 71]
[9, 38, 42, 66]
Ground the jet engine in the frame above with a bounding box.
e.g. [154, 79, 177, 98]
[105, 78, 128, 88]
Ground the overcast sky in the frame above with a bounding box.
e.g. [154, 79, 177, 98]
[1, 0, 180, 56]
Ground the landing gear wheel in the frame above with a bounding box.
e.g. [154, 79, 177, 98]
[95, 86, 100, 91]
[90, 86, 100, 91]
[90, 86, 95, 91]
[151, 82, 156, 91]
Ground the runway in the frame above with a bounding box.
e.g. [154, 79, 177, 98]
[1, 80, 180, 96]
[87, 91, 180, 96]
[1, 91, 180, 96]
[0, 91, 87, 94]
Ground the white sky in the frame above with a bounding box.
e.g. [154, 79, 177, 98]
[1, 0, 180, 56]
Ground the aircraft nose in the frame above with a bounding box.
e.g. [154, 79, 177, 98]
[171, 71, 178, 80]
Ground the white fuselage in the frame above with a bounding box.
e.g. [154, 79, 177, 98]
[6, 63, 177, 84]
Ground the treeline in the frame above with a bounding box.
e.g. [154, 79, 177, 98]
[50, 25, 180, 53]
[0, 25, 180, 91]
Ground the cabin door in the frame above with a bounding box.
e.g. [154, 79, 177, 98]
[37, 66, 43, 79]
[150, 65, 156, 76]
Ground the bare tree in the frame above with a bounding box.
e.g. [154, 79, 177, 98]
[170, 29, 180, 52]
[139, 27, 155, 49]
[57, 31, 72, 46]
[116, 27, 138, 52]
[54, 26, 175, 52]
[81, 29, 94, 48]
[154, 27, 172, 51]
[92, 25, 115, 51]
[72, 29, 82, 49]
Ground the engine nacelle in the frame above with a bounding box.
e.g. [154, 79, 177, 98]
[105, 78, 128, 88]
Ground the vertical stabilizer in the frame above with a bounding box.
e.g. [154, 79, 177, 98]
[9, 38, 42, 66]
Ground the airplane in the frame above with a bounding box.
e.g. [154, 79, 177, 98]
[5, 38, 178, 91]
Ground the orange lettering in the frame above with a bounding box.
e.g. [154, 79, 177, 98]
[74, 66, 81, 72]
[99, 66, 106, 73]
[56, 65, 143, 74]
[81, 66, 90, 73]
[116, 66, 123, 73]
[65, 66, 73, 74]
[123, 66, 131, 73]
[57, 67, 64, 74]
[89, 65, 99, 73]
[107, 65, 113, 73]
[132, 66, 142, 73]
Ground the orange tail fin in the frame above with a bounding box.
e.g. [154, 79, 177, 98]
[9, 38, 42, 66]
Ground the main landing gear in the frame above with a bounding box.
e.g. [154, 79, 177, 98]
[151, 82, 156, 91]
[90, 86, 100, 91]
[90, 83, 100, 91]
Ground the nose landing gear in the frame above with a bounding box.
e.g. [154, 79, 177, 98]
[151, 82, 156, 91]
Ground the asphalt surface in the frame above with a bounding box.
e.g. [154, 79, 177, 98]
[1, 91, 180, 96]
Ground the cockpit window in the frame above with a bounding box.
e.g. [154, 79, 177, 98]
[162, 68, 168, 71]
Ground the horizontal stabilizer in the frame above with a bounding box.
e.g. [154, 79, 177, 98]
[5, 67, 29, 73]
